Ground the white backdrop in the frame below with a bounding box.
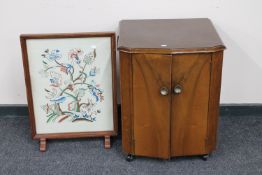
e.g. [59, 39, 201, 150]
[0, 0, 262, 104]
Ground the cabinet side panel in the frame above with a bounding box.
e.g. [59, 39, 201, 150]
[171, 53, 211, 156]
[119, 51, 133, 154]
[207, 51, 224, 152]
[132, 54, 172, 159]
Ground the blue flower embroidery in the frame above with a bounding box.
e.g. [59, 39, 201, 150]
[48, 50, 62, 61]
[75, 58, 81, 64]
[91, 88, 99, 102]
[72, 112, 80, 119]
[50, 96, 66, 104]
[65, 64, 74, 74]
[89, 70, 96, 76]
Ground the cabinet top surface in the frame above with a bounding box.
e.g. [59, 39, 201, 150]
[118, 18, 225, 53]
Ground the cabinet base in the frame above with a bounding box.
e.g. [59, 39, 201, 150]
[124, 153, 212, 161]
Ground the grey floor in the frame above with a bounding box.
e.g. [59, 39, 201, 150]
[0, 115, 261, 175]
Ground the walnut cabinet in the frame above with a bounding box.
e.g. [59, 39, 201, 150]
[118, 19, 226, 160]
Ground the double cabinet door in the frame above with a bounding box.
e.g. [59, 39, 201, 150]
[132, 53, 211, 159]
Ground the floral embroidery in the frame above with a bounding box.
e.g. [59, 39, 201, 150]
[39, 48, 104, 123]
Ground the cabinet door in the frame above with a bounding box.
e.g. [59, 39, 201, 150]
[132, 54, 172, 159]
[171, 53, 211, 156]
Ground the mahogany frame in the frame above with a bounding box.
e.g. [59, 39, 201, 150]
[20, 32, 118, 151]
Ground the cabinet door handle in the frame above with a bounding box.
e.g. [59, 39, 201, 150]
[174, 85, 182, 94]
[160, 87, 169, 96]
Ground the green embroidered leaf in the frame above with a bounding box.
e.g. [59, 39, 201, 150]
[46, 112, 54, 118]
[46, 113, 56, 123]
[52, 115, 60, 122]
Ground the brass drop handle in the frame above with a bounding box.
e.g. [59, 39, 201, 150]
[160, 87, 169, 96]
[174, 85, 182, 94]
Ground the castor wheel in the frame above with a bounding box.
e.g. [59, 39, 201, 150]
[201, 154, 209, 161]
[126, 154, 135, 162]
